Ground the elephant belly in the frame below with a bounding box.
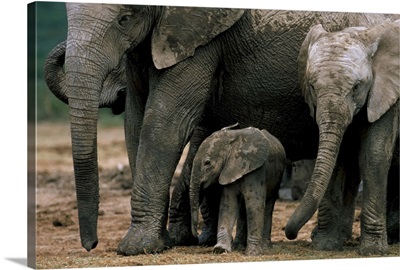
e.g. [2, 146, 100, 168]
[204, 73, 318, 162]
[204, 12, 319, 161]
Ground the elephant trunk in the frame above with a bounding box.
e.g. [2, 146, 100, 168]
[64, 38, 106, 251]
[44, 40, 68, 104]
[69, 94, 100, 251]
[285, 95, 352, 239]
[189, 173, 202, 238]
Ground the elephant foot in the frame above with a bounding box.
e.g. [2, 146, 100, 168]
[212, 243, 231, 254]
[359, 234, 388, 255]
[387, 234, 399, 245]
[232, 237, 246, 251]
[198, 225, 217, 246]
[312, 232, 344, 251]
[245, 244, 263, 256]
[168, 221, 198, 246]
[117, 225, 172, 256]
[262, 239, 272, 252]
[387, 211, 399, 245]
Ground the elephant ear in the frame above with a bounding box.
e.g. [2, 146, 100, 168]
[364, 20, 400, 123]
[219, 128, 268, 185]
[151, 7, 244, 69]
[298, 24, 327, 119]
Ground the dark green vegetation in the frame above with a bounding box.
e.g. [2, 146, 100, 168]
[32, 2, 123, 125]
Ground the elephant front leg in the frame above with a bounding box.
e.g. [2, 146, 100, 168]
[213, 185, 239, 254]
[311, 132, 361, 251]
[168, 126, 211, 246]
[358, 105, 398, 255]
[116, 53, 218, 256]
[311, 163, 360, 251]
[386, 153, 399, 245]
[199, 185, 222, 246]
[117, 119, 198, 255]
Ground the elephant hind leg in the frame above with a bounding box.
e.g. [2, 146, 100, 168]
[242, 169, 268, 256]
[232, 197, 247, 251]
[262, 186, 280, 252]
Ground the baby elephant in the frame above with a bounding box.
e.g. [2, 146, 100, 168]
[190, 126, 286, 256]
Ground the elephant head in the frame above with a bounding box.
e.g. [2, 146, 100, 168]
[285, 20, 400, 239]
[44, 3, 244, 251]
[190, 127, 270, 237]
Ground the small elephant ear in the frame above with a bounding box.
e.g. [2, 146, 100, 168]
[364, 20, 400, 123]
[298, 24, 327, 119]
[219, 128, 268, 185]
[151, 6, 244, 69]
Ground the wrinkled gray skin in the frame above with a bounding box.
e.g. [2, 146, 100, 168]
[285, 20, 400, 255]
[44, 3, 400, 255]
[190, 127, 286, 256]
[44, 40, 128, 115]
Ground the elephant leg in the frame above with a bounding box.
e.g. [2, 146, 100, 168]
[358, 104, 398, 255]
[311, 164, 346, 250]
[232, 197, 247, 251]
[117, 48, 219, 255]
[311, 127, 361, 251]
[262, 185, 279, 252]
[124, 52, 146, 189]
[387, 144, 399, 245]
[243, 168, 267, 256]
[312, 165, 360, 250]
[213, 185, 239, 254]
[168, 125, 211, 246]
[199, 185, 222, 246]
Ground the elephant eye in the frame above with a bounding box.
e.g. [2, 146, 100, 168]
[204, 159, 211, 166]
[118, 14, 133, 27]
[352, 81, 363, 100]
[353, 82, 361, 92]
[309, 83, 317, 101]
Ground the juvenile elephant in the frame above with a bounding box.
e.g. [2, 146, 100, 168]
[190, 126, 286, 256]
[285, 20, 400, 255]
[45, 2, 400, 255]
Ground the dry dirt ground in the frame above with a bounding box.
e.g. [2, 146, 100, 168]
[35, 123, 399, 269]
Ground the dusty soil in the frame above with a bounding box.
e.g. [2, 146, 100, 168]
[35, 123, 399, 269]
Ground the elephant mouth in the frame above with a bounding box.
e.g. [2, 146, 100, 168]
[109, 88, 126, 115]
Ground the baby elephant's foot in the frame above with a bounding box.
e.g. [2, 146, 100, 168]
[198, 226, 217, 246]
[245, 244, 263, 256]
[212, 243, 231, 254]
[312, 229, 344, 251]
[168, 221, 198, 246]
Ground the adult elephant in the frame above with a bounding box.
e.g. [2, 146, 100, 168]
[285, 21, 399, 255]
[45, 3, 399, 255]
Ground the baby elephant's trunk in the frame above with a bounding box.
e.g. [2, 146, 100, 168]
[189, 179, 201, 237]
